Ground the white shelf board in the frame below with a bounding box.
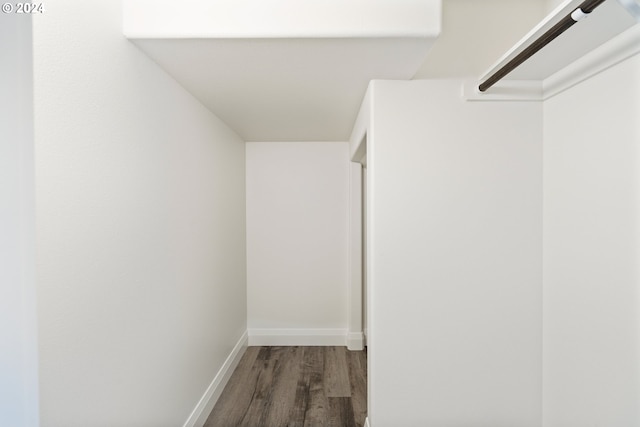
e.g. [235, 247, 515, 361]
[479, 0, 638, 82]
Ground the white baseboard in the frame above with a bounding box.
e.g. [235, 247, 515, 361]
[183, 331, 248, 427]
[347, 331, 364, 351]
[364, 416, 370, 427]
[248, 328, 347, 346]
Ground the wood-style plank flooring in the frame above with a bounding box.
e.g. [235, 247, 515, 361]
[204, 346, 367, 427]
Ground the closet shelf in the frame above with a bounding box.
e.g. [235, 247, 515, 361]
[479, 0, 638, 86]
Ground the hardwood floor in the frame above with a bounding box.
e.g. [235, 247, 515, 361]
[204, 346, 367, 427]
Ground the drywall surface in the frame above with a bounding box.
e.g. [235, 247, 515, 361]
[542, 53, 640, 427]
[414, 0, 545, 78]
[124, 0, 441, 142]
[33, 1, 247, 426]
[367, 80, 542, 426]
[544, 0, 566, 14]
[0, 13, 39, 427]
[131, 37, 435, 142]
[246, 142, 349, 342]
[123, 0, 441, 38]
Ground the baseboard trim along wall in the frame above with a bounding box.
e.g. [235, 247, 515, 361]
[183, 331, 248, 427]
[347, 331, 365, 351]
[248, 328, 348, 346]
[364, 416, 370, 427]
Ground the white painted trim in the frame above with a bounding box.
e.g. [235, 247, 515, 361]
[350, 84, 371, 162]
[467, 19, 640, 103]
[463, 80, 543, 102]
[543, 24, 640, 100]
[364, 416, 371, 427]
[247, 328, 347, 346]
[352, 134, 367, 165]
[348, 162, 364, 352]
[479, 0, 585, 81]
[182, 331, 248, 427]
[365, 82, 376, 425]
[347, 332, 365, 351]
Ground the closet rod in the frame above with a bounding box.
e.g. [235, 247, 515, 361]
[478, 0, 608, 92]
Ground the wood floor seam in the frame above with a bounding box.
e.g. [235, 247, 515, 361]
[204, 346, 367, 427]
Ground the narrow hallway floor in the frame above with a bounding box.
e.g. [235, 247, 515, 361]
[204, 346, 367, 427]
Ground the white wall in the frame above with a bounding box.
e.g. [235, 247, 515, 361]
[246, 142, 350, 345]
[542, 53, 640, 427]
[33, 1, 247, 426]
[0, 13, 39, 427]
[414, 0, 545, 79]
[366, 80, 542, 426]
[544, 0, 566, 14]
